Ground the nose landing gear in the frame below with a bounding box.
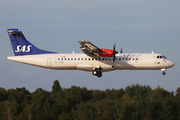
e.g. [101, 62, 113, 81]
[161, 69, 166, 75]
[162, 71, 166, 75]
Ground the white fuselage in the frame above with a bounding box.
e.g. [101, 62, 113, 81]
[7, 53, 174, 72]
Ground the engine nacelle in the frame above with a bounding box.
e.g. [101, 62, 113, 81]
[99, 48, 113, 57]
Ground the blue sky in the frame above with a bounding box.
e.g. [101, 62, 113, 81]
[0, 0, 179, 93]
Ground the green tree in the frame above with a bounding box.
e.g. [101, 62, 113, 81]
[176, 87, 180, 96]
[125, 84, 152, 101]
[74, 102, 93, 120]
[106, 88, 125, 100]
[0, 87, 7, 101]
[52, 80, 62, 93]
[2, 100, 17, 120]
[91, 90, 106, 102]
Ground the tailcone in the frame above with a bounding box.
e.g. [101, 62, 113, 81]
[7, 56, 17, 62]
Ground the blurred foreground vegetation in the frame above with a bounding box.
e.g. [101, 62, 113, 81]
[0, 80, 180, 120]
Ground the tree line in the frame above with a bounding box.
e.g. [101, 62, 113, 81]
[0, 80, 180, 120]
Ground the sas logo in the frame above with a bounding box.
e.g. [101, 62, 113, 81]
[15, 45, 32, 52]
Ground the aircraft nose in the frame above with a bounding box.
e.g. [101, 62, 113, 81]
[169, 61, 175, 67]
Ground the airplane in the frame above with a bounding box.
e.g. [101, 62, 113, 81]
[6, 28, 175, 77]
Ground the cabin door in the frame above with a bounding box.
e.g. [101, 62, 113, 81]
[47, 58, 52, 66]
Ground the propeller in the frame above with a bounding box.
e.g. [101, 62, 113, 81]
[113, 43, 118, 63]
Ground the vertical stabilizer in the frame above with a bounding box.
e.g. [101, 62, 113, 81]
[7, 28, 56, 56]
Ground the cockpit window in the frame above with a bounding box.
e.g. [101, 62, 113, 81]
[157, 55, 167, 59]
[161, 56, 167, 59]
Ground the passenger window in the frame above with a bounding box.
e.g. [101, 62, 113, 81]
[109, 58, 111, 61]
[122, 58, 124, 60]
[58, 58, 60, 60]
[71, 58, 73, 60]
[61, 58, 63, 60]
[85, 58, 87, 60]
[102, 58, 104, 61]
[132, 58, 134, 60]
[136, 58, 138, 60]
[68, 58, 70, 60]
[129, 58, 131, 60]
[157, 56, 159, 59]
[89, 58, 91, 60]
[119, 58, 121, 61]
[81, 58, 83, 60]
[95, 58, 97, 60]
[78, 58, 80, 60]
[74, 58, 76, 60]
[99, 58, 101, 61]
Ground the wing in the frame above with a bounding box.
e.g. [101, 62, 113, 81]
[78, 40, 101, 57]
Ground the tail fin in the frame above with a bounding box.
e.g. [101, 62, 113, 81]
[7, 28, 56, 56]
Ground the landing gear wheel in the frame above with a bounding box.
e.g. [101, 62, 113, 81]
[93, 68, 103, 77]
[162, 71, 166, 75]
[92, 70, 97, 76]
[97, 72, 102, 77]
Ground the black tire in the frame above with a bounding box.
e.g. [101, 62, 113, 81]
[97, 72, 102, 77]
[162, 72, 166, 75]
[92, 70, 97, 76]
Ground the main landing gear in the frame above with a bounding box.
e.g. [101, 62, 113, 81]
[92, 68, 102, 77]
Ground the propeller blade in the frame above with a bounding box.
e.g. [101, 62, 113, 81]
[113, 43, 116, 53]
[113, 54, 116, 63]
[120, 46, 123, 53]
[113, 43, 118, 63]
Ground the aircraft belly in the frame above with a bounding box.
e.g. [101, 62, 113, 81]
[77, 64, 93, 71]
[120, 62, 166, 70]
[51, 62, 77, 70]
[7, 56, 48, 68]
[116, 61, 163, 70]
[116, 62, 136, 69]
[76, 63, 116, 72]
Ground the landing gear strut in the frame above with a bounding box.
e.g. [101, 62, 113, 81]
[92, 68, 102, 77]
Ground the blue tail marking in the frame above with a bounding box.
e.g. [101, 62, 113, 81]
[7, 28, 56, 56]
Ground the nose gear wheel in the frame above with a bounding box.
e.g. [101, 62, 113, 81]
[162, 71, 166, 75]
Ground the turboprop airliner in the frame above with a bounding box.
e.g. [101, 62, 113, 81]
[7, 28, 174, 77]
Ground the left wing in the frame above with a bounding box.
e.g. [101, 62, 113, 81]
[78, 40, 117, 57]
[78, 40, 101, 57]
